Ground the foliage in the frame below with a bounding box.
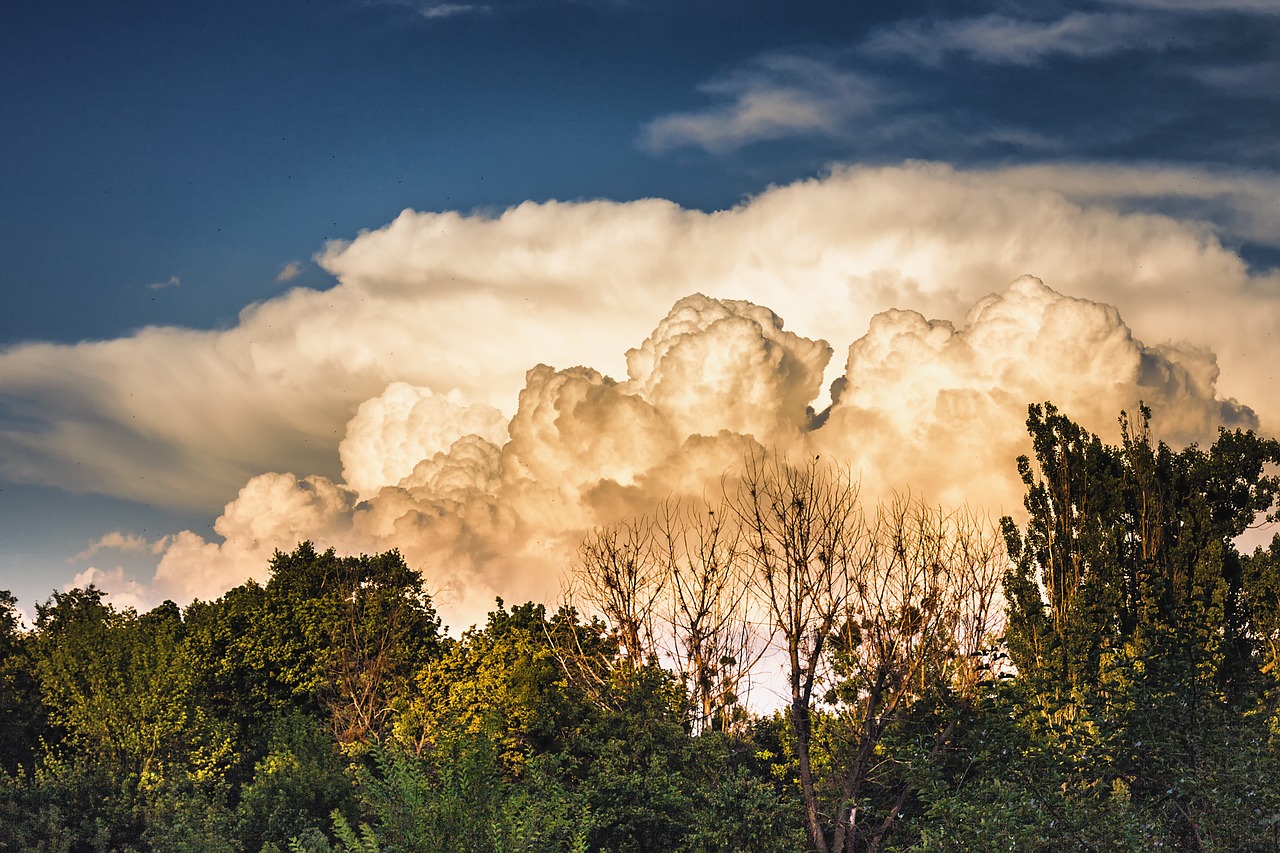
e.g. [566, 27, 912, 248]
[6, 402, 1280, 851]
[0, 590, 43, 775]
[1002, 402, 1280, 850]
[235, 712, 356, 853]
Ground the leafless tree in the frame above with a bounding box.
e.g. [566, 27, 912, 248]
[731, 451, 870, 853]
[569, 516, 666, 669]
[655, 497, 764, 735]
[563, 455, 1007, 853]
[829, 496, 1005, 853]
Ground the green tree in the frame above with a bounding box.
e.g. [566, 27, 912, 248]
[1002, 402, 1280, 849]
[263, 543, 443, 746]
[235, 712, 356, 853]
[0, 590, 43, 775]
[1241, 535, 1280, 679]
[185, 543, 444, 765]
[1004, 402, 1280, 698]
[398, 601, 589, 769]
[31, 591, 232, 788]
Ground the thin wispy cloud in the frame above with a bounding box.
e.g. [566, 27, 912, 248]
[363, 0, 491, 22]
[642, 54, 876, 153]
[988, 162, 1280, 249]
[277, 260, 304, 283]
[147, 275, 181, 290]
[863, 12, 1169, 66]
[1185, 60, 1280, 94]
[416, 2, 489, 19]
[1106, 0, 1280, 14]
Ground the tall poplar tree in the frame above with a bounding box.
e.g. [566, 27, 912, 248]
[1002, 402, 1280, 847]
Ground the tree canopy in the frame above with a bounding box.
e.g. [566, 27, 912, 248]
[2, 403, 1279, 852]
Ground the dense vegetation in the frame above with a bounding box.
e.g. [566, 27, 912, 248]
[2, 403, 1280, 852]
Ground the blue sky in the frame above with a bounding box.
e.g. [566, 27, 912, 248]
[3, 0, 1279, 622]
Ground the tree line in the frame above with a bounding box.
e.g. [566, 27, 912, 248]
[1, 402, 1279, 852]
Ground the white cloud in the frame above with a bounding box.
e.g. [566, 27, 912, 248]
[1187, 60, 1280, 94]
[339, 382, 508, 497]
[816, 275, 1256, 512]
[642, 54, 877, 153]
[67, 566, 154, 613]
[147, 275, 181, 290]
[69, 531, 166, 563]
[984, 162, 1280, 248]
[277, 260, 304, 283]
[863, 12, 1168, 66]
[141, 279, 1257, 628]
[417, 2, 489, 19]
[4, 162, 1278, 533]
[367, 0, 491, 21]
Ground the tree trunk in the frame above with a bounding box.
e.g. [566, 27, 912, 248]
[793, 696, 829, 853]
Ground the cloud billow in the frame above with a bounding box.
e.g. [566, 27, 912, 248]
[3, 163, 1277, 624]
[145, 277, 1256, 626]
[3, 164, 1273, 511]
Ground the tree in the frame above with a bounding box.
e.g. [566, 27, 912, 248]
[397, 600, 585, 772]
[315, 548, 442, 745]
[31, 591, 231, 787]
[656, 498, 762, 736]
[571, 519, 666, 670]
[234, 712, 356, 852]
[1001, 402, 1280, 848]
[0, 590, 43, 775]
[1242, 534, 1280, 677]
[730, 451, 868, 853]
[822, 497, 1004, 852]
[19, 591, 235, 850]
[1004, 402, 1280, 698]
[187, 543, 443, 750]
[571, 499, 764, 736]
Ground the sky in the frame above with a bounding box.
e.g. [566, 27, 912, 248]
[2, 0, 1279, 627]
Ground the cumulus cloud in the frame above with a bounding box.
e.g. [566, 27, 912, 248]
[624, 294, 832, 444]
[815, 275, 1256, 512]
[147, 275, 181, 290]
[70, 531, 167, 563]
[2, 165, 1280, 514]
[142, 294, 839, 617]
[67, 566, 154, 613]
[642, 54, 877, 153]
[125, 278, 1258, 628]
[5, 163, 1279, 552]
[339, 382, 507, 497]
[153, 472, 361, 604]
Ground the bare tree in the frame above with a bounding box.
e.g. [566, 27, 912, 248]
[569, 516, 666, 669]
[563, 457, 1006, 853]
[830, 496, 1005, 853]
[655, 498, 764, 735]
[731, 451, 869, 853]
